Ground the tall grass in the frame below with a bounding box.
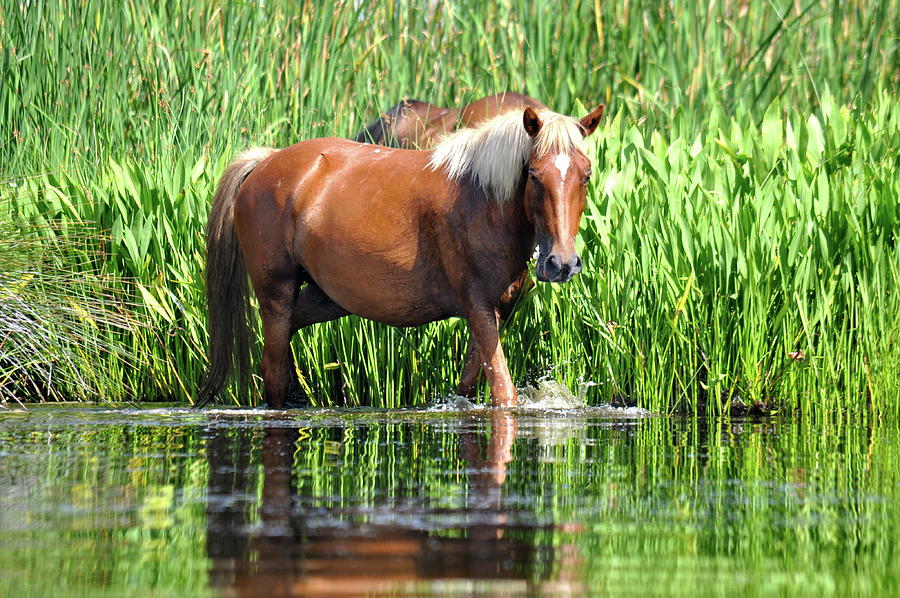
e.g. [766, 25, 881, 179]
[0, 0, 897, 414]
[0, 220, 137, 402]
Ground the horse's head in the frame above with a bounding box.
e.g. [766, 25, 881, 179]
[522, 104, 604, 283]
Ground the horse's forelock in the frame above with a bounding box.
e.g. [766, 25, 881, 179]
[428, 110, 584, 203]
[533, 113, 587, 159]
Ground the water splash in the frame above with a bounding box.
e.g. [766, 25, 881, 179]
[426, 395, 487, 412]
[427, 377, 651, 417]
[518, 378, 589, 410]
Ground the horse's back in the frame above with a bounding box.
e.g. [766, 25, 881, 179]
[355, 99, 458, 149]
[460, 92, 547, 127]
[246, 137, 441, 209]
[238, 137, 439, 239]
[235, 138, 460, 326]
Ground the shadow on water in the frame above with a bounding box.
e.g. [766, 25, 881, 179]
[205, 411, 584, 597]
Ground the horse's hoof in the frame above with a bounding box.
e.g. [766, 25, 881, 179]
[262, 391, 308, 410]
[283, 390, 309, 410]
[263, 400, 306, 410]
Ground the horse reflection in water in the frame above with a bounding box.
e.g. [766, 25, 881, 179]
[205, 413, 583, 597]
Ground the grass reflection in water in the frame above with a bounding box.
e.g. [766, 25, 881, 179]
[0, 406, 897, 597]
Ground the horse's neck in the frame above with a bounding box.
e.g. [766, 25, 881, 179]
[474, 176, 535, 268]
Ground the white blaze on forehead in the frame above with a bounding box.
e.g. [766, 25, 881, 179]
[554, 153, 571, 180]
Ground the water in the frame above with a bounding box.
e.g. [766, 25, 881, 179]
[0, 401, 897, 597]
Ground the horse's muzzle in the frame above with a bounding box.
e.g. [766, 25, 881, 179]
[537, 253, 582, 283]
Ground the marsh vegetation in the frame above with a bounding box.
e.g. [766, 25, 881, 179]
[0, 0, 897, 415]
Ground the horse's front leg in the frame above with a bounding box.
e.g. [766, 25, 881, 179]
[456, 340, 481, 398]
[466, 305, 517, 407]
[457, 272, 532, 398]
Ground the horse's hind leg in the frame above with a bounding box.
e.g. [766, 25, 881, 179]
[256, 277, 303, 409]
[259, 280, 349, 409]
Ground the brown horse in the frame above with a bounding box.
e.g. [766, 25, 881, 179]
[355, 92, 547, 149]
[356, 92, 550, 395]
[198, 103, 604, 408]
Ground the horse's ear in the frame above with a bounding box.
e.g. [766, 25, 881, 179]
[523, 106, 543, 138]
[579, 104, 605, 137]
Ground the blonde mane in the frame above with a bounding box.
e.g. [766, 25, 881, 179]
[428, 110, 586, 203]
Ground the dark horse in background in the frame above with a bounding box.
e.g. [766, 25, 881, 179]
[197, 101, 604, 408]
[355, 91, 546, 149]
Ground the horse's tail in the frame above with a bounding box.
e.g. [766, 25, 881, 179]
[196, 146, 276, 407]
[354, 98, 425, 146]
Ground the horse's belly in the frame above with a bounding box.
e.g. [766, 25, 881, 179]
[350, 298, 454, 328]
[299, 243, 460, 327]
[316, 272, 456, 327]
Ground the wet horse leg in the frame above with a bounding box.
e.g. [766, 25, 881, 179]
[466, 305, 517, 407]
[256, 277, 303, 409]
[257, 280, 348, 409]
[456, 341, 481, 397]
[457, 273, 532, 398]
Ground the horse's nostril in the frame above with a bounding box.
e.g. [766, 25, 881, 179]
[546, 254, 562, 273]
[572, 255, 582, 271]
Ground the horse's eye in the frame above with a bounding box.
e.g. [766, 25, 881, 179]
[528, 168, 539, 182]
[583, 171, 592, 186]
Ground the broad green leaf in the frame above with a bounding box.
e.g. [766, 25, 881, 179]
[760, 100, 782, 165]
[806, 115, 825, 165]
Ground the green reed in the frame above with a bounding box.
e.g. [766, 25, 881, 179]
[0, 0, 897, 414]
[0, 221, 138, 402]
